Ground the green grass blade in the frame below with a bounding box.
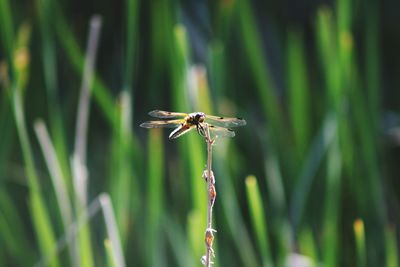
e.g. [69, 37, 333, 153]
[11, 23, 60, 267]
[385, 226, 399, 267]
[215, 150, 258, 267]
[262, 148, 291, 264]
[354, 219, 366, 267]
[235, 0, 291, 165]
[187, 210, 205, 263]
[0, 0, 15, 73]
[364, 2, 380, 130]
[36, 0, 72, 190]
[298, 226, 318, 263]
[37, 0, 58, 99]
[145, 128, 165, 266]
[218, 173, 259, 267]
[0, 94, 14, 176]
[321, 137, 342, 267]
[291, 113, 337, 230]
[337, 0, 353, 75]
[263, 147, 286, 217]
[287, 29, 310, 158]
[185, 141, 208, 260]
[123, 0, 139, 94]
[164, 216, 197, 267]
[104, 239, 117, 267]
[315, 7, 341, 109]
[236, 0, 282, 127]
[30, 192, 61, 267]
[0, 188, 35, 265]
[208, 41, 226, 102]
[109, 91, 137, 248]
[245, 175, 272, 267]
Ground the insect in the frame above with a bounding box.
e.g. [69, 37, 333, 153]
[140, 110, 246, 139]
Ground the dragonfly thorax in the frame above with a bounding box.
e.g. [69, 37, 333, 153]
[188, 112, 205, 125]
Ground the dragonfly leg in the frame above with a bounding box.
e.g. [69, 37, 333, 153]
[197, 124, 206, 137]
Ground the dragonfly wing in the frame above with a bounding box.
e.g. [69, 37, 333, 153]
[148, 110, 187, 119]
[205, 115, 246, 128]
[208, 125, 235, 138]
[140, 119, 182, 128]
[169, 124, 195, 139]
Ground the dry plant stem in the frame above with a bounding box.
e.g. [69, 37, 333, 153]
[204, 124, 216, 267]
[73, 15, 102, 207]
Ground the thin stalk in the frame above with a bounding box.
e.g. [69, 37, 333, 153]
[74, 15, 102, 171]
[202, 124, 216, 267]
[71, 15, 102, 267]
[99, 194, 126, 267]
[34, 120, 73, 238]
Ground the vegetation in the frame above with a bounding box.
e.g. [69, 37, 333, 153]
[0, 0, 398, 266]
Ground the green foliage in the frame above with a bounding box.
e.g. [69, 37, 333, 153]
[0, 0, 397, 266]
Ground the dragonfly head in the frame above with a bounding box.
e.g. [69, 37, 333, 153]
[192, 112, 205, 124]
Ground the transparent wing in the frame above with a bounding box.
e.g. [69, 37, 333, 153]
[208, 125, 236, 138]
[169, 125, 196, 139]
[140, 119, 182, 128]
[148, 110, 188, 119]
[205, 114, 246, 128]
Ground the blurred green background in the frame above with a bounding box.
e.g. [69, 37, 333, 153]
[0, 0, 399, 266]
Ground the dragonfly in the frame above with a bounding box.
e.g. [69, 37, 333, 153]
[140, 110, 246, 140]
